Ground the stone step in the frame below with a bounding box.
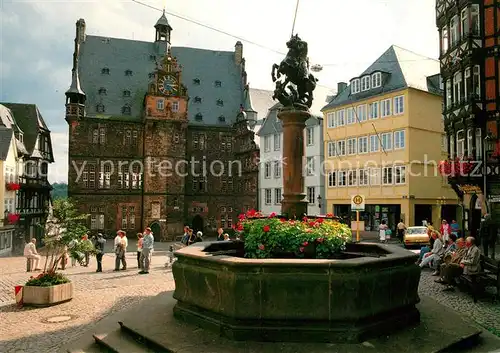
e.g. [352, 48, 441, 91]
[93, 328, 156, 353]
[67, 341, 114, 353]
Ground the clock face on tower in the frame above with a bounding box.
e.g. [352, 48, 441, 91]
[158, 74, 178, 95]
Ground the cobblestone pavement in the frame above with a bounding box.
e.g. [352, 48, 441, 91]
[419, 269, 500, 336]
[0, 252, 175, 353]
[1, 250, 499, 353]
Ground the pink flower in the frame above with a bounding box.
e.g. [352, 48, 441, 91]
[238, 213, 246, 220]
[326, 213, 334, 218]
[302, 216, 308, 222]
[299, 247, 305, 252]
[317, 237, 324, 243]
[258, 244, 265, 250]
[263, 225, 271, 232]
[268, 212, 277, 218]
[302, 241, 309, 246]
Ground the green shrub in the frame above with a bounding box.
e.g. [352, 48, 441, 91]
[25, 272, 71, 287]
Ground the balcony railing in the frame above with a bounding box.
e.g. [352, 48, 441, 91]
[19, 176, 51, 187]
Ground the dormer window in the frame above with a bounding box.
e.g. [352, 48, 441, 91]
[218, 115, 226, 122]
[193, 78, 201, 85]
[125, 70, 133, 76]
[194, 96, 202, 103]
[98, 87, 107, 95]
[361, 76, 370, 91]
[123, 90, 131, 97]
[215, 80, 222, 87]
[350, 79, 360, 94]
[96, 104, 105, 113]
[216, 99, 224, 106]
[195, 113, 203, 121]
[101, 68, 110, 75]
[148, 72, 155, 79]
[122, 104, 131, 115]
[371, 72, 382, 88]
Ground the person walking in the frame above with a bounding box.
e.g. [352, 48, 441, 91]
[379, 220, 388, 243]
[82, 234, 93, 267]
[397, 220, 406, 243]
[139, 227, 154, 274]
[440, 220, 450, 243]
[114, 230, 127, 271]
[95, 233, 106, 272]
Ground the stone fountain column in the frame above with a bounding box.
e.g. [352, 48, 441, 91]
[279, 107, 310, 218]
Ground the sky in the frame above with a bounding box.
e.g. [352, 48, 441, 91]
[0, 0, 439, 183]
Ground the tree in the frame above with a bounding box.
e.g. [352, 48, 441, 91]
[42, 198, 91, 273]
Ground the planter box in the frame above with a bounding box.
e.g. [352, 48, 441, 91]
[23, 282, 74, 306]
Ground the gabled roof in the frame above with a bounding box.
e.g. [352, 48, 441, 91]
[0, 127, 13, 161]
[0, 103, 51, 154]
[322, 45, 441, 111]
[248, 88, 274, 118]
[78, 34, 244, 125]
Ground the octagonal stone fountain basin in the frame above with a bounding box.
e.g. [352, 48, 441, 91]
[172, 241, 421, 343]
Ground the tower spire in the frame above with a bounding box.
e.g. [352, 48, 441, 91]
[65, 19, 86, 104]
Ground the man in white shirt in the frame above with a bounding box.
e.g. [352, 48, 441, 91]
[114, 230, 128, 271]
[24, 238, 41, 271]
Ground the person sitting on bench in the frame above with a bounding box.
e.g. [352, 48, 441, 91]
[440, 237, 481, 291]
[24, 238, 41, 271]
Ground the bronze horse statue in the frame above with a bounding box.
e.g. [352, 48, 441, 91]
[271, 34, 317, 109]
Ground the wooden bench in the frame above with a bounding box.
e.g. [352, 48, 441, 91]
[459, 255, 500, 303]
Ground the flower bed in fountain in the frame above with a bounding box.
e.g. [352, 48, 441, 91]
[238, 211, 351, 259]
[172, 210, 421, 343]
[23, 272, 74, 306]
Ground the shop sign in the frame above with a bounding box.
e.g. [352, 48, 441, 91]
[457, 184, 482, 194]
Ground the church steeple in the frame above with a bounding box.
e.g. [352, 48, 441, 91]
[155, 9, 172, 46]
[65, 19, 86, 122]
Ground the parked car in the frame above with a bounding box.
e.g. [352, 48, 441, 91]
[403, 226, 430, 248]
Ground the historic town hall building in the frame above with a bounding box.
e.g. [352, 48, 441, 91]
[65, 12, 259, 240]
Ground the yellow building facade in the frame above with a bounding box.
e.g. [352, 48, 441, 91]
[322, 46, 459, 230]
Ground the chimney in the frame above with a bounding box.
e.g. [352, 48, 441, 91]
[337, 82, 347, 94]
[235, 41, 243, 65]
[76, 18, 86, 44]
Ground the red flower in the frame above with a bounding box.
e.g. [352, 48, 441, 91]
[308, 221, 316, 227]
[238, 213, 246, 220]
[246, 209, 257, 218]
[268, 212, 277, 218]
[302, 241, 309, 246]
[6, 182, 20, 191]
[325, 213, 334, 218]
[258, 244, 265, 250]
[302, 216, 308, 222]
[263, 225, 270, 232]
[299, 247, 305, 252]
[316, 218, 324, 223]
[279, 218, 286, 223]
[317, 237, 324, 243]
[235, 223, 244, 231]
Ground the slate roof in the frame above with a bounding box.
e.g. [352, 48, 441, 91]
[0, 103, 51, 155]
[321, 45, 441, 111]
[0, 127, 13, 161]
[78, 34, 244, 125]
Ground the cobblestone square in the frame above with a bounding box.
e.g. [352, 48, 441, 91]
[0, 251, 174, 353]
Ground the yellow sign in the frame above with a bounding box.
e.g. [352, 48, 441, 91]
[351, 195, 365, 211]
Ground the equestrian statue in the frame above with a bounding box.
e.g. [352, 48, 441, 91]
[271, 34, 318, 110]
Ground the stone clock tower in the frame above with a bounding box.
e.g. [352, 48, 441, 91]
[142, 43, 188, 239]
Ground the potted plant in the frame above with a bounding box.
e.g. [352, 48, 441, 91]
[235, 210, 352, 259]
[22, 198, 90, 306]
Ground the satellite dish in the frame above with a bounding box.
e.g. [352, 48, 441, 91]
[311, 64, 323, 72]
